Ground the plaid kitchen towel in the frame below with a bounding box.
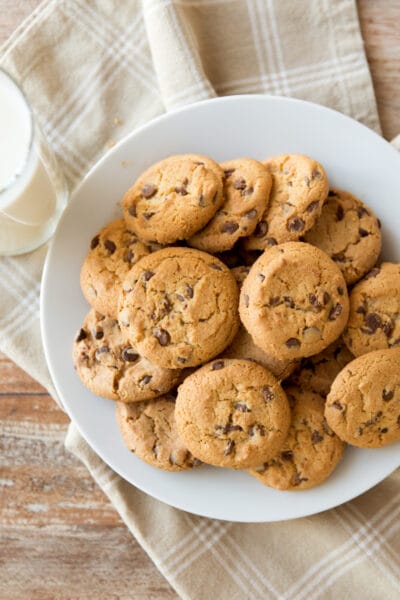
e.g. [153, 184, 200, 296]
[1, 1, 399, 599]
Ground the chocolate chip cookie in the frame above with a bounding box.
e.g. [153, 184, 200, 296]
[240, 242, 349, 360]
[122, 154, 224, 244]
[304, 189, 382, 284]
[118, 247, 240, 368]
[175, 359, 291, 469]
[116, 394, 201, 471]
[243, 154, 328, 251]
[325, 348, 400, 448]
[249, 386, 344, 490]
[80, 219, 150, 318]
[188, 158, 271, 253]
[289, 339, 354, 397]
[343, 263, 400, 356]
[73, 309, 181, 401]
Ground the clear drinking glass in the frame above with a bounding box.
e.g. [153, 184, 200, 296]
[0, 68, 68, 255]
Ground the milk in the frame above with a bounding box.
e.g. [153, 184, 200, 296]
[0, 69, 67, 255]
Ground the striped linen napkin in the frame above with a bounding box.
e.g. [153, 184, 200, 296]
[1, 1, 399, 598]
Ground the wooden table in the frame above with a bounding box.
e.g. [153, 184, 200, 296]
[1, 2, 399, 598]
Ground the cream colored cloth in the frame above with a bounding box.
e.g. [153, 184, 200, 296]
[1, 1, 399, 598]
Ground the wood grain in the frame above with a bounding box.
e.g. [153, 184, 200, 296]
[0, 1, 399, 598]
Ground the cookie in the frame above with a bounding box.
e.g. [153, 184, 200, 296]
[243, 154, 328, 251]
[289, 339, 354, 397]
[240, 242, 349, 360]
[175, 359, 291, 469]
[122, 154, 224, 244]
[118, 247, 240, 368]
[116, 394, 200, 471]
[249, 386, 344, 490]
[225, 265, 299, 380]
[73, 309, 181, 402]
[80, 219, 150, 318]
[343, 263, 400, 356]
[188, 158, 271, 253]
[304, 189, 381, 285]
[325, 348, 400, 448]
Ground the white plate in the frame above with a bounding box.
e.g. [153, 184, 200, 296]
[41, 95, 400, 522]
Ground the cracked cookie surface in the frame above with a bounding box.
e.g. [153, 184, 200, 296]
[343, 263, 400, 356]
[118, 247, 239, 368]
[325, 348, 400, 448]
[73, 309, 181, 402]
[249, 386, 344, 490]
[239, 242, 349, 360]
[175, 359, 291, 469]
[80, 219, 150, 318]
[188, 158, 271, 253]
[289, 339, 354, 397]
[122, 154, 224, 244]
[116, 395, 200, 471]
[243, 154, 328, 251]
[304, 189, 381, 285]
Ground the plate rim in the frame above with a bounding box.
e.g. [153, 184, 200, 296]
[40, 93, 400, 523]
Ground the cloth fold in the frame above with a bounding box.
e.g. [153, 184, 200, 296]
[1, 1, 399, 599]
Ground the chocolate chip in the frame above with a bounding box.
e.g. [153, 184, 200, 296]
[287, 217, 305, 232]
[382, 389, 394, 401]
[94, 329, 104, 340]
[175, 185, 188, 195]
[121, 347, 139, 362]
[362, 312, 381, 334]
[245, 209, 258, 219]
[359, 228, 369, 237]
[331, 401, 343, 411]
[266, 237, 278, 247]
[221, 221, 239, 234]
[181, 284, 193, 300]
[304, 176, 310, 187]
[284, 296, 295, 308]
[269, 296, 280, 306]
[262, 385, 275, 402]
[243, 294, 249, 307]
[281, 450, 294, 461]
[285, 338, 300, 349]
[336, 205, 344, 221]
[382, 320, 394, 337]
[140, 375, 152, 385]
[337, 286, 344, 296]
[128, 205, 137, 217]
[233, 178, 246, 190]
[95, 345, 109, 358]
[309, 294, 321, 308]
[306, 200, 320, 213]
[210, 263, 223, 271]
[177, 357, 187, 363]
[142, 270, 155, 282]
[224, 440, 235, 455]
[198, 194, 205, 207]
[311, 430, 323, 444]
[142, 184, 157, 198]
[329, 303, 342, 320]
[332, 252, 346, 263]
[293, 472, 308, 486]
[153, 328, 170, 346]
[380, 428, 389, 434]
[249, 424, 265, 437]
[123, 249, 134, 263]
[90, 235, 100, 249]
[76, 328, 87, 342]
[176, 294, 185, 302]
[323, 292, 330, 305]
[224, 168, 235, 177]
[357, 206, 369, 218]
[242, 186, 254, 196]
[365, 267, 380, 279]
[143, 211, 155, 220]
[356, 305, 366, 314]
[212, 360, 225, 370]
[234, 403, 250, 412]
[312, 170, 322, 179]
[257, 273, 265, 282]
[104, 240, 116, 254]
[254, 221, 268, 237]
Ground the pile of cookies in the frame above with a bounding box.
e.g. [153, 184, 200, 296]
[73, 153, 400, 491]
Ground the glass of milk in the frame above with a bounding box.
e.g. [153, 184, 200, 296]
[0, 68, 68, 255]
